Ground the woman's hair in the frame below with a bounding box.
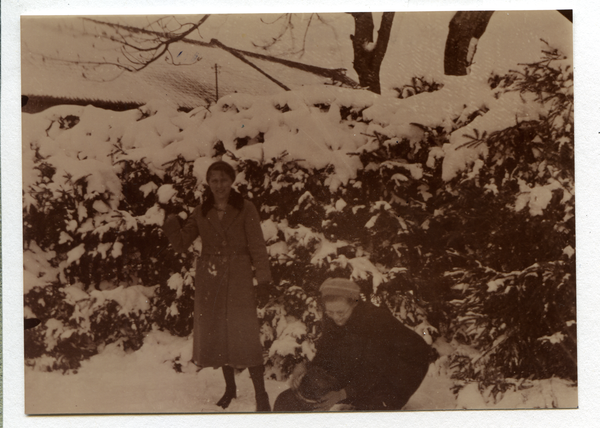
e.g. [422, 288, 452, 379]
[200, 161, 243, 216]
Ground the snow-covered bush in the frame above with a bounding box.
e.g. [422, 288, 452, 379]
[23, 45, 574, 387]
[23, 278, 155, 372]
[440, 46, 576, 387]
[260, 286, 319, 380]
[393, 76, 444, 99]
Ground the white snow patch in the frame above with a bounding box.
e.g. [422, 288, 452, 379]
[139, 181, 159, 198]
[335, 198, 347, 211]
[261, 219, 279, 244]
[97, 285, 157, 315]
[563, 245, 575, 258]
[268, 241, 289, 263]
[167, 273, 185, 299]
[348, 257, 385, 294]
[514, 178, 568, 216]
[65, 244, 86, 266]
[538, 332, 566, 345]
[157, 184, 178, 204]
[138, 204, 166, 226]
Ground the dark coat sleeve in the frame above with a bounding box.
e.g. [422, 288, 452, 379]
[310, 324, 340, 372]
[343, 306, 399, 400]
[243, 200, 272, 284]
[310, 310, 386, 399]
[162, 208, 200, 253]
[374, 308, 431, 397]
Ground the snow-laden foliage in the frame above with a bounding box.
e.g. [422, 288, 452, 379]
[392, 76, 444, 99]
[23, 45, 574, 391]
[442, 46, 576, 390]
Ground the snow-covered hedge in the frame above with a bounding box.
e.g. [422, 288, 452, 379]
[23, 45, 575, 389]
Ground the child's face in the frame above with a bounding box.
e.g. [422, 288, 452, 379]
[324, 299, 355, 326]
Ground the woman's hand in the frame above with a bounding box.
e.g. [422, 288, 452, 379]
[313, 389, 347, 411]
[290, 361, 308, 391]
[163, 213, 183, 228]
[255, 282, 272, 307]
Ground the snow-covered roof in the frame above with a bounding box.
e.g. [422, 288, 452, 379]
[22, 51, 213, 110]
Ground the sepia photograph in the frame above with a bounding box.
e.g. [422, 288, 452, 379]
[20, 8, 576, 416]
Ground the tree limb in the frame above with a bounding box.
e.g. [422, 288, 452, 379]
[39, 16, 359, 90]
[373, 12, 395, 61]
[209, 39, 291, 91]
[84, 17, 358, 87]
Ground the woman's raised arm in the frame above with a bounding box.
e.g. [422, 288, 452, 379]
[162, 208, 200, 253]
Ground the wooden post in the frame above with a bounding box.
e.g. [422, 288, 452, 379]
[214, 63, 219, 102]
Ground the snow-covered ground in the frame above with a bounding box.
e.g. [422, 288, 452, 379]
[24, 330, 288, 414]
[24, 328, 576, 414]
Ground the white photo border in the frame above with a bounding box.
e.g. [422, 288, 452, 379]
[4, 0, 599, 427]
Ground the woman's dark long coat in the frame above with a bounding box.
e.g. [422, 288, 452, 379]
[163, 199, 271, 368]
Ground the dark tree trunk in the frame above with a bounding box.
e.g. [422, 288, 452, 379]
[444, 11, 494, 76]
[349, 12, 395, 94]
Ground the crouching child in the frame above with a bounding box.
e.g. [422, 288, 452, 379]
[274, 278, 431, 411]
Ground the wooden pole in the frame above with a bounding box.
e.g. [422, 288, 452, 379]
[214, 63, 219, 102]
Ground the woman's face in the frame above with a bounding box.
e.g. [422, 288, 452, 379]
[324, 299, 356, 326]
[208, 170, 233, 202]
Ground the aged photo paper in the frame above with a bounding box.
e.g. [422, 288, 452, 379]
[4, 0, 599, 427]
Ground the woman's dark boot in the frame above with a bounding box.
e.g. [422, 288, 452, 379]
[249, 365, 271, 412]
[216, 365, 237, 409]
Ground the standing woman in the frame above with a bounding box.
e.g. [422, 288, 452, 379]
[162, 160, 272, 412]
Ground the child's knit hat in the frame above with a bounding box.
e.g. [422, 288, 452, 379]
[319, 278, 360, 300]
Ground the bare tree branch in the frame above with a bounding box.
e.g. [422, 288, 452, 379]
[81, 15, 211, 71]
[297, 13, 315, 57]
[224, 45, 356, 87]
[37, 16, 358, 89]
[373, 13, 395, 61]
[209, 39, 290, 91]
[252, 13, 323, 59]
[253, 14, 295, 51]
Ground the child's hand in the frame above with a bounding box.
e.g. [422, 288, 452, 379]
[290, 361, 308, 391]
[314, 389, 346, 411]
